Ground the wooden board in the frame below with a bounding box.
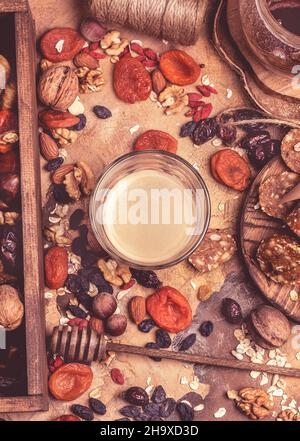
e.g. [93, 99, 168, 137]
[240, 157, 300, 323]
[0, 0, 48, 412]
[213, 0, 300, 123]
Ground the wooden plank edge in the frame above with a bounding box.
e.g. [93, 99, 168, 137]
[0, 395, 48, 413]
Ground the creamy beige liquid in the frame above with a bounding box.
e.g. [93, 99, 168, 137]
[102, 170, 197, 264]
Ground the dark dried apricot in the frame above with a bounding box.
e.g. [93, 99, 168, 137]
[134, 130, 178, 154]
[159, 50, 201, 86]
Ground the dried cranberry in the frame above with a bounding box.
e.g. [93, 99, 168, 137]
[93, 106, 112, 119]
[191, 118, 217, 145]
[71, 404, 94, 421]
[111, 368, 125, 385]
[89, 398, 106, 415]
[151, 385, 166, 403]
[124, 387, 149, 406]
[155, 329, 172, 348]
[52, 184, 72, 204]
[69, 209, 85, 230]
[49, 356, 64, 373]
[176, 402, 194, 421]
[180, 121, 197, 138]
[44, 157, 64, 172]
[121, 278, 136, 290]
[199, 320, 214, 337]
[178, 334, 196, 351]
[221, 298, 243, 324]
[138, 319, 156, 333]
[145, 342, 161, 361]
[71, 114, 87, 131]
[68, 305, 88, 319]
[130, 268, 161, 289]
[216, 124, 237, 146]
[159, 398, 176, 418]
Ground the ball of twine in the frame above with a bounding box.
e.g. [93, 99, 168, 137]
[87, 0, 206, 45]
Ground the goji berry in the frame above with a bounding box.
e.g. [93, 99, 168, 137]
[143, 59, 158, 68]
[121, 278, 136, 290]
[201, 103, 213, 119]
[89, 51, 106, 59]
[143, 48, 158, 61]
[49, 356, 64, 373]
[89, 42, 99, 51]
[111, 368, 125, 385]
[130, 42, 144, 56]
[196, 85, 211, 97]
[205, 84, 218, 94]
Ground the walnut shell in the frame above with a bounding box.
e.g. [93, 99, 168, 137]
[38, 66, 79, 111]
[0, 284, 24, 331]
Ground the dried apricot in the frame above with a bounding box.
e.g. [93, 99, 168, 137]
[210, 149, 251, 191]
[39, 110, 80, 129]
[48, 363, 93, 401]
[146, 286, 192, 333]
[114, 54, 152, 104]
[134, 130, 178, 153]
[0, 110, 17, 134]
[45, 246, 68, 289]
[52, 415, 81, 421]
[40, 28, 85, 62]
[159, 50, 201, 86]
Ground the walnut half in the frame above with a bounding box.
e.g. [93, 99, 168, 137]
[235, 387, 273, 420]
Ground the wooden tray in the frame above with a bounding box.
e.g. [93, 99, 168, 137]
[240, 157, 300, 323]
[213, 0, 300, 123]
[0, 0, 48, 413]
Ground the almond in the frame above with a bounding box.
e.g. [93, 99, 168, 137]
[74, 52, 99, 70]
[129, 296, 146, 324]
[40, 132, 59, 160]
[51, 164, 74, 184]
[151, 69, 166, 95]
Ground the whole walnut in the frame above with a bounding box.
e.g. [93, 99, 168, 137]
[0, 284, 24, 331]
[38, 66, 79, 111]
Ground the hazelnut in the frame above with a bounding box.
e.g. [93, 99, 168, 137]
[106, 314, 127, 337]
[247, 305, 290, 349]
[92, 293, 117, 319]
[89, 316, 104, 335]
[0, 284, 24, 331]
[0, 174, 20, 205]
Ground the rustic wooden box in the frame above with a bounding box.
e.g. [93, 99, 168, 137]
[0, 0, 48, 413]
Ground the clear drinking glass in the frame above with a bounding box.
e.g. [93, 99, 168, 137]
[89, 150, 211, 270]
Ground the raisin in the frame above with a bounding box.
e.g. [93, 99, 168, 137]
[233, 109, 267, 132]
[151, 385, 166, 404]
[81, 251, 98, 267]
[65, 274, 82, 293]
[199, 320, 214, 337]
[44, 157, 64, 172]
[143, 403, 161, 417]
[71, 404, 94, 421]
[155, 329, 172, 348]
[179, 121, 197, 138]
[78, 274, 90, 292]
[69, 209, 85, 230]
[124, 387, 149, 406]
[145, 342, 162, 361]
[248, 139, 280, 169]
[130, 268, 161, 289]
[176, 402, 194, 421]
[68, 305, 88, 319]
[88, 268, 113, 294]
[216, 124, 237, 146]
[221, 298, 243, 324]
[79, 224, 89, 242]
[191, 118, 217, 145]
[89, 398, 106, 415]
[178, 334, 196, 351]
[76, 292, 93, 311]
[159, 398, 176, 418]
[119, 406, 141, 418]
[93, 106, 112, 119]
[240, 131, 271, 150]
[138, 319, 156, 333]
[71, 237, 86, 256]
[135, 413, 150, 421]
[52, 184, 72, 204]
[115, 418, 131, 421]
[71, 114, 87, 131]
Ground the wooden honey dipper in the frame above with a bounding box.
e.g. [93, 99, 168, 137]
[51, 325, 300, 379]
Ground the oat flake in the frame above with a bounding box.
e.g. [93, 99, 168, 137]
[129, 124, 140, 134]
[55, 39, 64, 53]
[226, 88, 233, 99]
[290, 289, 299, 302]
[180, 376, 188, 385]
[202, 75, 210, 85]
[227, 390, 240, 401]
[212, 138, 222, 147]
[194, 404, 204, 412]
[250, 370, 261, 379]
[214, 407, 226, 418]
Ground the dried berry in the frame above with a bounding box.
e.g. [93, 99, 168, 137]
[0, 226, 20, 274]
[44, 157, 64, 172]
[78, 275, 89, 292]
[111, 368, 124, 385]
[79, 224, 88, 241]
[71, 237, 86, 256]
[71, 404, 94, 421]
[199, 320, 214, 337]
[191, 118, 217, 145]
[65, 274, 82, 293]
[240, 131, 271, 150]
[71, 114, 87, 131]
[176, 402, 194, 421]
[93, 105, 112, 119]
[151, 385, 166, 403]
[81, 251, 98, 267]
[52, 183, 72, 204]
[76, 292, 93, 311]
[135, 413, 151, 421]
[247, 139, 280, 169]
[124, 387, 149, 406]
[216, 124, 237, 146]
[138, 319, 156, 333]
[87, 268, 113, 294]
[155, 329, 172, 348]
[89, 398, 106, 415]
[221, 298, 243, 324]
[159, 398, 176, 418]
[233, 109, 267, 132]
[143, 403, 161, 417]
[145, 342, 161, 362]
[130, 268, 161, 289]
[180, 121, 197, 138]
[115, 418, 131, 421]
[69, 209, 85, 230]
[178, 334, 196, 352]
[120, 405, 141, 418]
[68, 305, 88, 319]
[52, 415, 81, 421]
